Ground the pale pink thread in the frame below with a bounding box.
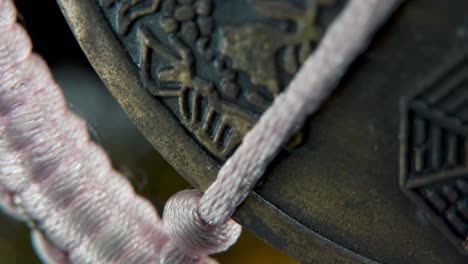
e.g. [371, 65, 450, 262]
[0, 0, 402, 263]
[156, 0, 403, 262]
[0, 0, 167, 263]
[198, 0, 403, 226]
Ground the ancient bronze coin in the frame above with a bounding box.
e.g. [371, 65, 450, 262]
[57, 0, 468, 263]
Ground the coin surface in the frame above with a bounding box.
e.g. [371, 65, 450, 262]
[58, 0, 468, 263]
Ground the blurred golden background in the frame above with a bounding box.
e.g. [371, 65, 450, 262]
[0, 1, 297, 263]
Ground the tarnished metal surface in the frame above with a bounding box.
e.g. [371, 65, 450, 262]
[97, 0, 342, 159]
[400, 54, 468, 254]
[57, 0, 468, 263]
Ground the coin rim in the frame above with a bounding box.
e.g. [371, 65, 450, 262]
[56, 0, 375, 262]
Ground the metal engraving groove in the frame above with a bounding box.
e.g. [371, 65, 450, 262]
[401, 53, 468, 254]
[98, 0, 340, 159]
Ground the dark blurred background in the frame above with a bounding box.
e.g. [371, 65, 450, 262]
[0, 1, 296, 263]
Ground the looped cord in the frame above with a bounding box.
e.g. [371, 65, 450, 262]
[159, 190, 241, 263]
[0, 0, 402, 263]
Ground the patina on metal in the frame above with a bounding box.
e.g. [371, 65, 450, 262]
[98, 0, 333, 159]
[57, 0, 468, 263]
[400, 53, 468, 254]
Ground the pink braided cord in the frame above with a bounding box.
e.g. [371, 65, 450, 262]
[0, 0, 402, 263]
[0, 1, 236, 263]
[0, 0, 168, 262]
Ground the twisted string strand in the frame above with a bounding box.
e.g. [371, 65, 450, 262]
[159, 0, 403, 262]
[198, 0, 403, 226]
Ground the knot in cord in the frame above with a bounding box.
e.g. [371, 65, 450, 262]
[159, 190, 241, 263]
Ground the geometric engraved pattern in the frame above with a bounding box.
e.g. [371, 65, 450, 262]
[99, 0, 340, 160]
[400, 54, 468, 254]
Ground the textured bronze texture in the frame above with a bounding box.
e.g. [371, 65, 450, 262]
[57, 0, 468, 263]
[400, 53, 468, 254]
[97, 0, 334, 159]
